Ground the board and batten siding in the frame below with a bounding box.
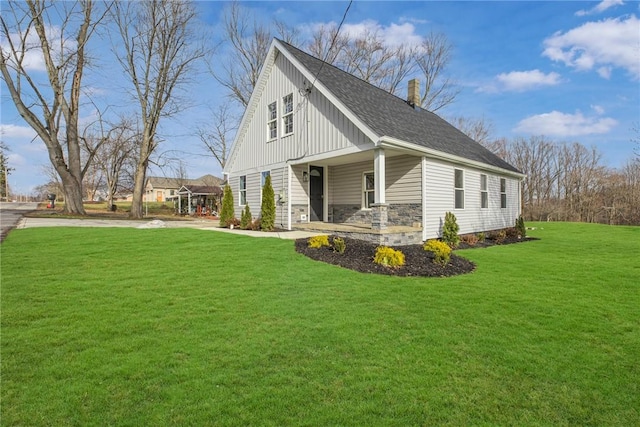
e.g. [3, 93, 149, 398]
[226, 48, 372, 175]
[422, 157, 521, 239]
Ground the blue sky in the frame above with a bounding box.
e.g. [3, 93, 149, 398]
[1, 0, 639, 195]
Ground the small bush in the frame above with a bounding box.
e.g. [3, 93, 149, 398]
[461, 233, 479, 246]
[332, 237, 346, 254]
[240, 205, 252, 229]
[219, 184, 235, 228]
[492, 230, 507, 244]
[477, 232, 486, 242]
[260, 175, 275, 231]
[308, 235, 330, 248]
[250, 218, 261, 231]
[374, 246, 405, 268]
[505, 227, 519, 238]
[515, 216, 526, 238]
[227, 217, 240, 228]
[442, 211, 460, 248]
[423, 239, 452, 266]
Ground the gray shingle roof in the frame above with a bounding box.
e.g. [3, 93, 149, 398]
[278, 40, 520, 174]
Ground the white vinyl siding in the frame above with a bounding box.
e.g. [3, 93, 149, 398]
[423, 158, 520, 239]
[226, 50, 373, 173]
[329, 155, 422, 206]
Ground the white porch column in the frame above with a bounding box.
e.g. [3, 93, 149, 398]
[372, 148, 388, 231]
[374, 148, 386, 204]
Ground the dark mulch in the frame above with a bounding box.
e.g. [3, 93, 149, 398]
[295, 235, 537, 277]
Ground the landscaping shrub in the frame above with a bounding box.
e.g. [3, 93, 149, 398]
[260, 175, 276, 231]
[240, 205, 252, 229]
[250, 218, 261, 231]
[374, 246, 405, 268]
[332, 237, 346, 254]
[442, 211, 460, 248]
[219, 184, 236, 228]
[493, 229, 507, 244]
[461, 233, 479, 246]
[505, 227, 519, 238]
[423, 239, 452, 266]
[308, 235, 330, 248]
[477, 232, 486, 242]
[516, 215, 526, 238]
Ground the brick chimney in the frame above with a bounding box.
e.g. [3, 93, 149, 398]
[407, 78, 420, 108]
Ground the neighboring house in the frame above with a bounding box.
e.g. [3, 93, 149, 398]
[175, 184, 223, 215]
[145, 175, 223, 202]
[224, 38, 525, 245]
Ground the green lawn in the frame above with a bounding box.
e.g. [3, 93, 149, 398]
[1, 222, 638, 426]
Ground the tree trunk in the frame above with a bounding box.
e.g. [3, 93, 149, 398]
[130, 160, 148, 219]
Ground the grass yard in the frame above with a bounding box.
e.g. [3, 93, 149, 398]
[1, 222, 638, 425]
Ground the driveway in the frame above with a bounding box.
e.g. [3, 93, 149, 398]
[2, 204, 320, 241]
[0, 202, 38, 242]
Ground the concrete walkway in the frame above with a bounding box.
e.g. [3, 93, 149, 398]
[16, 217, 322, 240]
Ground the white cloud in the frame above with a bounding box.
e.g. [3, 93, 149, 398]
[498, 69, 562, 91]
[514, 110, 618, 136]
[576, 0, 624, 16]
[0, 124, 37, 139]
[591, 104, 606, 114]
[477, 69, 561, 93]
[314, 19, 424, 49]
[543, 15, 640, 80]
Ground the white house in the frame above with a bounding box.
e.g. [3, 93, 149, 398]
[224, 39, 525, 245]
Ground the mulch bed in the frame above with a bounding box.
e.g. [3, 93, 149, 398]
[295, 235, 537, 277]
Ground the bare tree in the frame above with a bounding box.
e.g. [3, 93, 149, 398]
[86, 116, 139, 208]
[0, 0, 109, 214]
[307, 23, 348, 66]
[212, 1, 271, 109]
[112, 0, 206, 218]
[196, 102, 237, 170]
[448, 116, 495, 146]
[415, 32, 460, 112]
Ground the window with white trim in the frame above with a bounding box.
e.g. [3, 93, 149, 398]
[500, 178, 507, 209]
[454, 169, 464, 209]
[239, 175, 247, 206]
[267, 101, 277, 140]
[261, 170, 270, 187]
[363, 172, 375, 209]
[480, 174, 488, 209]
[282, 93, 293, 135]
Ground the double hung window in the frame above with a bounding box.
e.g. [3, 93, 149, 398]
[239, 175, 247, 206]
[282, 93, 293, 135]
[267, 102, 277, 139]
[500, 178, 507, 209]
[480, 174, 488, 209]
[454, 169, 464, 209]
[363, 172, 375, 209]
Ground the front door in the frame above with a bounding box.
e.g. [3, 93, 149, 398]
[309, 166, 324, 221]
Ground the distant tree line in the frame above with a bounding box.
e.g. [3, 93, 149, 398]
[478, 136, 640, 225]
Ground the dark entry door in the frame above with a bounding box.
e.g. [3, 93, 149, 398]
[309, 166, 324, 221]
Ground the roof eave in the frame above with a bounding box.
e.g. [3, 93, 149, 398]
[379, 136, 526, 179]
